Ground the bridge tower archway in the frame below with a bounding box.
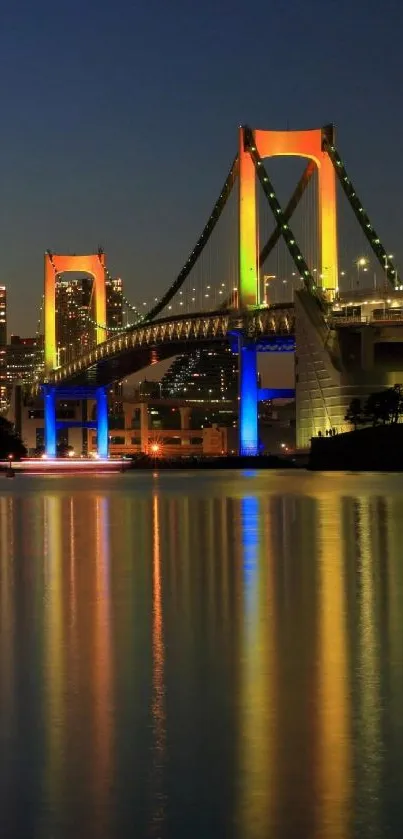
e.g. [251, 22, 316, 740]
[239, 125, 338, 306]
[44, 251, 107, 375]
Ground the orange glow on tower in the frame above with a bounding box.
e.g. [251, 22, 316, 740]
[44, 251, 107, 374]
[239, 126, 259, 307]
[239, 126, 338, 306]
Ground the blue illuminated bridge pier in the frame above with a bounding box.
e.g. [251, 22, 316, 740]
[24, 123, 403, 457]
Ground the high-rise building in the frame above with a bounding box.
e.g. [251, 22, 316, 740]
[161, 345, 238, 401]
[55, 275, 123, 365]
[55, 276, 94, 366]
[0, 287, 7, 411]
[6, 335, 43, 395]
[106, 277, 124, 333]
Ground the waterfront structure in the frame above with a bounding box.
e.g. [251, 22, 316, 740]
[31, 125, 403, 457]
[8, 389, 229, 456]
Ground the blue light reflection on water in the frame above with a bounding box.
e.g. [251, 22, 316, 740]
[241, 496, 259, 594]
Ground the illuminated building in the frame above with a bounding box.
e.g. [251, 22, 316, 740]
[6, 335, 43, 395]
[54, 276, 124, 367]
[161, 346, 238, 401]
[159, 345, 238, 430]
[0, 287, 7, 411]
[106, 277, 123, 332]
[55, 277, 93, 366]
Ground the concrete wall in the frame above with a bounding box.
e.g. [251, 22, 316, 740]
[295, 290, 403, 448]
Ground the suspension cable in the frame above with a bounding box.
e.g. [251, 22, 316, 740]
[322, 131, 399, 288]
[259, 160, 315, 266]
[142, 155, 239, 323]
[81, 309, 143, 333]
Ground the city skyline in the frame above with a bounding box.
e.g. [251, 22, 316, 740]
[2, 0, 403, 336]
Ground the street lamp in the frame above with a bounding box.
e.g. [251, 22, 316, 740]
[149, 441, 161, 468]
[355, 257, 368, 290]
[384, 253, 394, 287]
[263, 274, 276, 305]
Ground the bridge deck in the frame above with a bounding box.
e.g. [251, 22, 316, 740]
[46, 306, 295, 387]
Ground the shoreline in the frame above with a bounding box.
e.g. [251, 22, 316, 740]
[0, 454, 303, 474]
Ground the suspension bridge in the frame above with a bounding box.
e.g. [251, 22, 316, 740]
[20, 123, 403, 457]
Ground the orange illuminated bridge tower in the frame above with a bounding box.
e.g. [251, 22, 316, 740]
[44, 250, 107, 375]
[238, 125, 338, 307]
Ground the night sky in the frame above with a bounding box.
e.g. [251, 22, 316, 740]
[2, 0, 403, 339]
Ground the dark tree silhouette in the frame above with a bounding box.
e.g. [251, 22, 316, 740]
[0, 417, 27, 459]
[345, 398, 363, 430]
[364, 387, 402, 426]
[345, 386, 403, 432]
[390, 384, 403, 423]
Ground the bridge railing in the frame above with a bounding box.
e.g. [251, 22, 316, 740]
[329, 312, 403, 327]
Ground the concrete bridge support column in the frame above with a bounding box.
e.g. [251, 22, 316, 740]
[238, 336, 259, 456]
[96, 387, 109, 459]
[81, 399, 88, 456]
[123, 406, 134, 432]
[43, 385, 57, 458]
[140, 403, 149, 454]
[179, 407, 191, 445]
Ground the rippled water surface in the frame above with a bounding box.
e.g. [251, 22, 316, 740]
[1, 469, 403, 838]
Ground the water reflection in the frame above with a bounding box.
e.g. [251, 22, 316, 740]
[0, 473, 402, 838]
[238, 496, 273, 838]
[43, 496, 64, 821]
[93, 497, 114, 834]
[150, 493, 166, 834]
[316, 496, 351, 839]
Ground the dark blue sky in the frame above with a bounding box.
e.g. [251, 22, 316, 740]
[2, 0, 403, 334]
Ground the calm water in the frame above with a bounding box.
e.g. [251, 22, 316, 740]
[1, 470, 403, 838]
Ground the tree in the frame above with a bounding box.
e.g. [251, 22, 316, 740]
[391, 384, 403, 423]
[345, 398, 363, 430]
[0, 417, 27, 459]
[364, 387, 402, 426]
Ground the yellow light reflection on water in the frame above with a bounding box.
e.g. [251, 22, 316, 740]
[0, 498, 15, 744]
[386, 496, 403, 736]
[355, 498, 382, 834]
[93, 496, 114, 831]
[43, 495, 64, 811]
[316, 495, 351, 839]
[150, 493, 166, 832]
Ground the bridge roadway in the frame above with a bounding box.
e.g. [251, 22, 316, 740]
[47, 305, 295, 387]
